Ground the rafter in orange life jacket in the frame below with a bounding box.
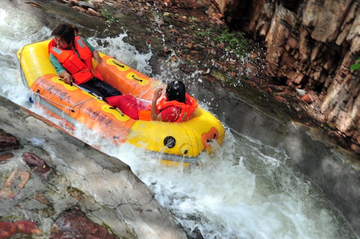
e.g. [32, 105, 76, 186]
[49, 37, 103, 84]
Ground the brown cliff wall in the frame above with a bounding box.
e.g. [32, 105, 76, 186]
[216, 0, 360, 152]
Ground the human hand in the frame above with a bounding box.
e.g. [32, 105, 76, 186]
[93, 50, 103, 65]
[62, 72, 73, 84]
[153, 88, 163, 102]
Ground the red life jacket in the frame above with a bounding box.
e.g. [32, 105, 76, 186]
[156, 93, 198, 122]
[49, 36, 103, 84]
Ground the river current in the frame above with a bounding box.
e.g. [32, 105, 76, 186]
[0, 3, 358, 239]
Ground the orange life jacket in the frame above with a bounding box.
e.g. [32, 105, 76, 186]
[49, 36, 103, 84]
[156, 93, 198, 122]
[48, 39, 56, 54]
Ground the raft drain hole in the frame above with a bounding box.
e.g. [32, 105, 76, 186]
[207, 134, 217, 143]
[164, 136, 176, 148]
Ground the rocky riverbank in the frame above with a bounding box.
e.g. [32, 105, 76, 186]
[0, 96, 186, 238]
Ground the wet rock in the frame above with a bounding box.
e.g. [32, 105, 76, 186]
[88, 7, 102, 17]
[356, 134, 360, 145]
[22, 152, 51, 177]
[55, 0, 67, 4]
[0, 152, 14, 162]
[79, 1, 96, 10]
[0, 129, 20, 151]
[351, 143, 360, 154]
[50, 208, 117, 239]
[72, 5, 87, 13]
[0, 96, 187, 239]
[0, 169, 30, 201]
[34, 192, 52, 206]
[0, 220, 41, 239]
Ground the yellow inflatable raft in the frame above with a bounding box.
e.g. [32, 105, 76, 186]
[17, 40, 225, 166]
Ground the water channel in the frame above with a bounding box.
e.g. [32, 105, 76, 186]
[0, 2, 358, 239]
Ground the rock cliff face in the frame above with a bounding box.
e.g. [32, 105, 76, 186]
[214, 0, 360, 152]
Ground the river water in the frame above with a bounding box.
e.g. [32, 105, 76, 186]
[0, 3, 358, 239]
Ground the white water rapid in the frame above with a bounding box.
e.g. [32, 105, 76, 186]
[0, 3, 358, 239]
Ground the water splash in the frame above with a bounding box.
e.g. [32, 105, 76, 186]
[0, 3, 50, 104]
[90, 33, 154, 76]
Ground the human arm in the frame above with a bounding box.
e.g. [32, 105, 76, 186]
[151, 88, 163, 121]
[49, 53, 72, 84]
[80, 37, 102, 65]
[93, 50, 103, 65]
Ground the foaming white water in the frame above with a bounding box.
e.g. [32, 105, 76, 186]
[89, 34, 154, 76]
[105, 131, 354, 239]
[0, 4, 51, 104]
[0, 3, 358, 239]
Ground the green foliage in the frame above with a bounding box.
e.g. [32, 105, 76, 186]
[190, 16, 197, 22]
[214, 29, 249, 56]
[195, 28, 213, 37]
[194, 27, 249, 57]
[327, 123, 335, 129]
[350, 58, 360, 71]
[100, 8, 116, 23]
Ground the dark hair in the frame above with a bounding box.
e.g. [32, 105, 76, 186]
[166, 80, 186, 103]
[51, 23, 75, 45]
[70, 24, 79, 35]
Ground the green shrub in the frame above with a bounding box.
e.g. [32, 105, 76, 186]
[100, 8, 116, 23]
[214, 29, 249, 56]
[350, 58, 360, 71]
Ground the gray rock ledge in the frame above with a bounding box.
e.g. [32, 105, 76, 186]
[0, 95, 186, 239]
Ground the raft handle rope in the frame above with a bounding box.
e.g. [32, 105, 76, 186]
[33, 79, 104, 112]
[33, 89, 95, 113]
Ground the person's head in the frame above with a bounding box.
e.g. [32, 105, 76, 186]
[166, 80, 186, 103]
[51, 23, 75, 49]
